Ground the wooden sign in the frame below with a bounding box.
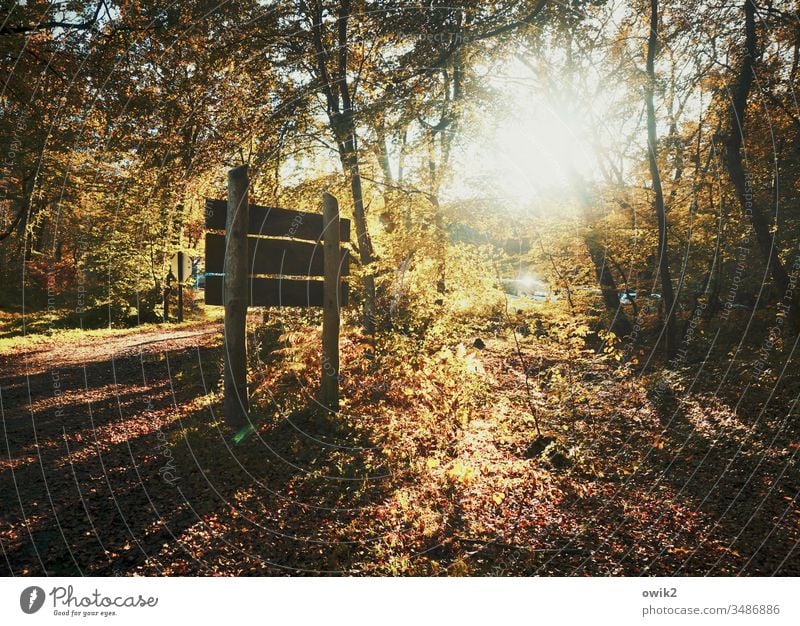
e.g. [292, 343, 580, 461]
[204, 275, 348, 307]
[205, 199, 350, 241]
[170, 251, 192, 280]
[205, 167, 349, 426]
[204, 233, 350, 277]
[168, 251, 192, 322]
[203, 201, 350, 309]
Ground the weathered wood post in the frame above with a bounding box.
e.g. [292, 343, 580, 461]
[177, 250, 185, 323]
[320, 192, 341, 411]
[223, 165, 250, 429]
[163, 272, 171, 322]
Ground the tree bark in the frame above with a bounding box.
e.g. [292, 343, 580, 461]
[724, 0, 800, 331]
[337, 132, 377, 334]
[569, 168, 632, 336]
[645, 0, 677, 358]
[584, 227, 631, 337]
[307, 0, 377, 335]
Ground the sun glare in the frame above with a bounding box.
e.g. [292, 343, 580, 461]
[449, 58, 614, 203]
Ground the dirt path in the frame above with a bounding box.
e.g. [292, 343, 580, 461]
[0, 321, 227, 575]
[0, 320, 222, 375]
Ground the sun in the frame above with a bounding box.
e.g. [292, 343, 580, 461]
[447, 58, 608, 203]
[489, 104, 598, 196]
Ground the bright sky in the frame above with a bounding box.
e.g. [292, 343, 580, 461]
[451, 99, 600, 201]
[445, 57, 611, 204]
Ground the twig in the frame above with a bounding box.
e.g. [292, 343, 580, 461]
[491, 257, 542, 437]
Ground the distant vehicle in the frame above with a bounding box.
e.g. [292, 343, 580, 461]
[619, 289, 637, 304]
[501, 276, 547, 297]
[533, 291, 548, 302]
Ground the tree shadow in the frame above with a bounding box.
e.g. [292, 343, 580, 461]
[644, 383, 800, 575]
[1, 343, 392, 575]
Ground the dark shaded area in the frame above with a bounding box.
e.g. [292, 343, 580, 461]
[0, 334, 390, 576]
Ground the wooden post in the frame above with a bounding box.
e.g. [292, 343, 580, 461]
[177, 251, 185, 323]
[163, 272, 171, 322]
[320, 192, 340, 411]
[223, 165, 250, 430]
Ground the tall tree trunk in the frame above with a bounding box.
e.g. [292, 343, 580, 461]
[645, 0, 677, 358]
[307, 0, 377, 335]
[338, 133, 377, 335]
[585, 228, 632, 336]
[724, 0, 800, 331]
[427, 126, 448, 295]
[570, 169, 632, 336]
[375, 123, 394, 195]
[375, 123, 399, 233]
[703, 184, 725, 321]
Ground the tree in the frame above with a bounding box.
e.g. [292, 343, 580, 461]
[644, 0, 677, 357]
[280, 0, 380, 335]
[722, 0, 800, 331]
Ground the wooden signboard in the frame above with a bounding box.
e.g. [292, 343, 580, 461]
[205, 199, 350, 241]
[204, 275, 348, 308]
[205, 166, 349, 427]
[204, 202, 350, 308]
[204, 232, 350, 276]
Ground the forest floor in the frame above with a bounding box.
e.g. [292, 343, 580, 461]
[0, 313, 798, 575]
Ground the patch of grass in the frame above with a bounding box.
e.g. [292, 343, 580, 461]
[0, 312, 221, 357]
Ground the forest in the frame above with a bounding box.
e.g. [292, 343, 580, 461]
[0, 0, 799, 577]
